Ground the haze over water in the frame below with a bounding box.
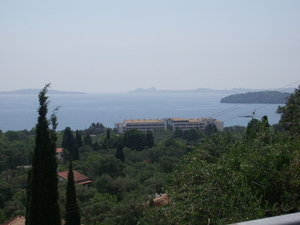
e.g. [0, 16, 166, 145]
[0, 93, 283, 132]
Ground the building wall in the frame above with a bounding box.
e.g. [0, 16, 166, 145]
[115, 117, 224, 133]
[163, 118, 223, 132]
[123, 119, 165, 132]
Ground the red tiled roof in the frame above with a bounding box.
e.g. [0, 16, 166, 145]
[56, 148, 63, 153]
[153, 194, 169, 206]
[77, 180, 93, 185]
[58, 170, 92, 185]
[0, 215, 25, 225]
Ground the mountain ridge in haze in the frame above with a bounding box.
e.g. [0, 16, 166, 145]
[0, 89, 86, 95]
[129, 87, 295, 94]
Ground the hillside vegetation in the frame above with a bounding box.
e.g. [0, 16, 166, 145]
[0, 86, 300, 224]
[220, 91, 291, 104]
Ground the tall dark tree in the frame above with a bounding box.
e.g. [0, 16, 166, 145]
[124, 129, 146, 151]
[25, 169, 31, 225]
[75, 130, 83, 148]
[73, 145, 80, 161]
[173, 127, 183, 138]
[106, 128, 111, 149]
[246, 118, 261, 140]
[115, 144, 125, 163]
[246, 116, 271, 143]
[106, 128, 111, 140]
[204, 123, 218, 136]
[83, 134, 92, 146]
[65, 161, 81, 225]
[27, 84, 61, 225]
[145, 130, 154, 148]
[62, 127, 78, 160]
[87, 122, 105, 134]
[277, 86, 300, 137]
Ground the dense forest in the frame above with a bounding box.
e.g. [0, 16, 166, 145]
[220, 91, 291, 104]
[0, 86, 300, 224]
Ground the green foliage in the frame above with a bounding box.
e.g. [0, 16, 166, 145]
[83, 134, 92, 146]
[173, 128, 205, 143]
[223, 125, 246, 137]
[25, 169, 31, 225]
[5, 131, 20, 142]
[75, 130, 83, 148]
[246, 116, 272, 144]
[148, 130, 300, 224]
[204, 123, 218, 136]
[124, 129, 146, 151]
[221, 91, 291, 104]
[0, 209, 5, 223]
[145, 130, 154, 148]
[84, 153, 125, 178]
[0, 130, 34, 172]
[4, 189, 27, 218]
[27, 84, 61, 225]
[90, 193, 117, 205]
[62, 127, 79, 160]
[115, 144, 125, 163]
[246, 118, 261, 139]
[65, 161, 80, 225]
[85, 122, 106, 135]
[159, 155, 179, 173]
[277, 86, 300, 136]
[152, 128, 173, 143]
[106, 200, 144, 225]
[106, 128, 111, 140]
[3, 88, 300, 224]
[138, 205, 171, 225]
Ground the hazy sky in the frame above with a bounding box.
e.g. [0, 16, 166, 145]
[1, 1, 299, 93]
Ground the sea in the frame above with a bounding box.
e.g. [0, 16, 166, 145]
[0, 92, 284, 132]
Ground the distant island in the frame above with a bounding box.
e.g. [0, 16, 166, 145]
[220, 91, 290, 104]
[0, 89, 86, 95]
[129, 87, 295, 94]
[130, 87, 259, 94]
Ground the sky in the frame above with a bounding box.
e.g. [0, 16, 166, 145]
[1, 0, 300, 93]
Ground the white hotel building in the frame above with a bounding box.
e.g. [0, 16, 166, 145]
[114, 117, 223, 133]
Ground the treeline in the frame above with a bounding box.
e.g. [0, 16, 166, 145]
[220, 91, 291, 104]
[0, 86, 300, 224]
[0, 122, 201, 224]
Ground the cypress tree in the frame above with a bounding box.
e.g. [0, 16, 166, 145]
[115, 144, 125, 163]
[27, 84, 61, 225]
[106, 128, 111, 149]
[65, 161, 81, 225]
[106, 128, 111, 140]
[83, 134, 92, 146]
[73, 145, 80, 161]
[145, 130, 154, 148]
[62, 127, 78, 160]
[25, 169, 31, 225]
[75, 130, 83, 148]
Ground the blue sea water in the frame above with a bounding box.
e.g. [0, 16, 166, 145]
[0, 93, 283, 132]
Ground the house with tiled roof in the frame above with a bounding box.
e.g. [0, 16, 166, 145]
[153, 194, 169, 206]
[57, 170, 92, 189]
[56, 148, 64, 161]
[0, 215, 25, 225]
[0, 216, 67, 225]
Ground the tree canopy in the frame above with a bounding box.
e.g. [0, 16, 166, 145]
[277, 86, 300, 136]
[62, 127, 79, 160]
[2, 86, 300, 225]
[65, 161, 80, 225]
[221, 91, 291, 104]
